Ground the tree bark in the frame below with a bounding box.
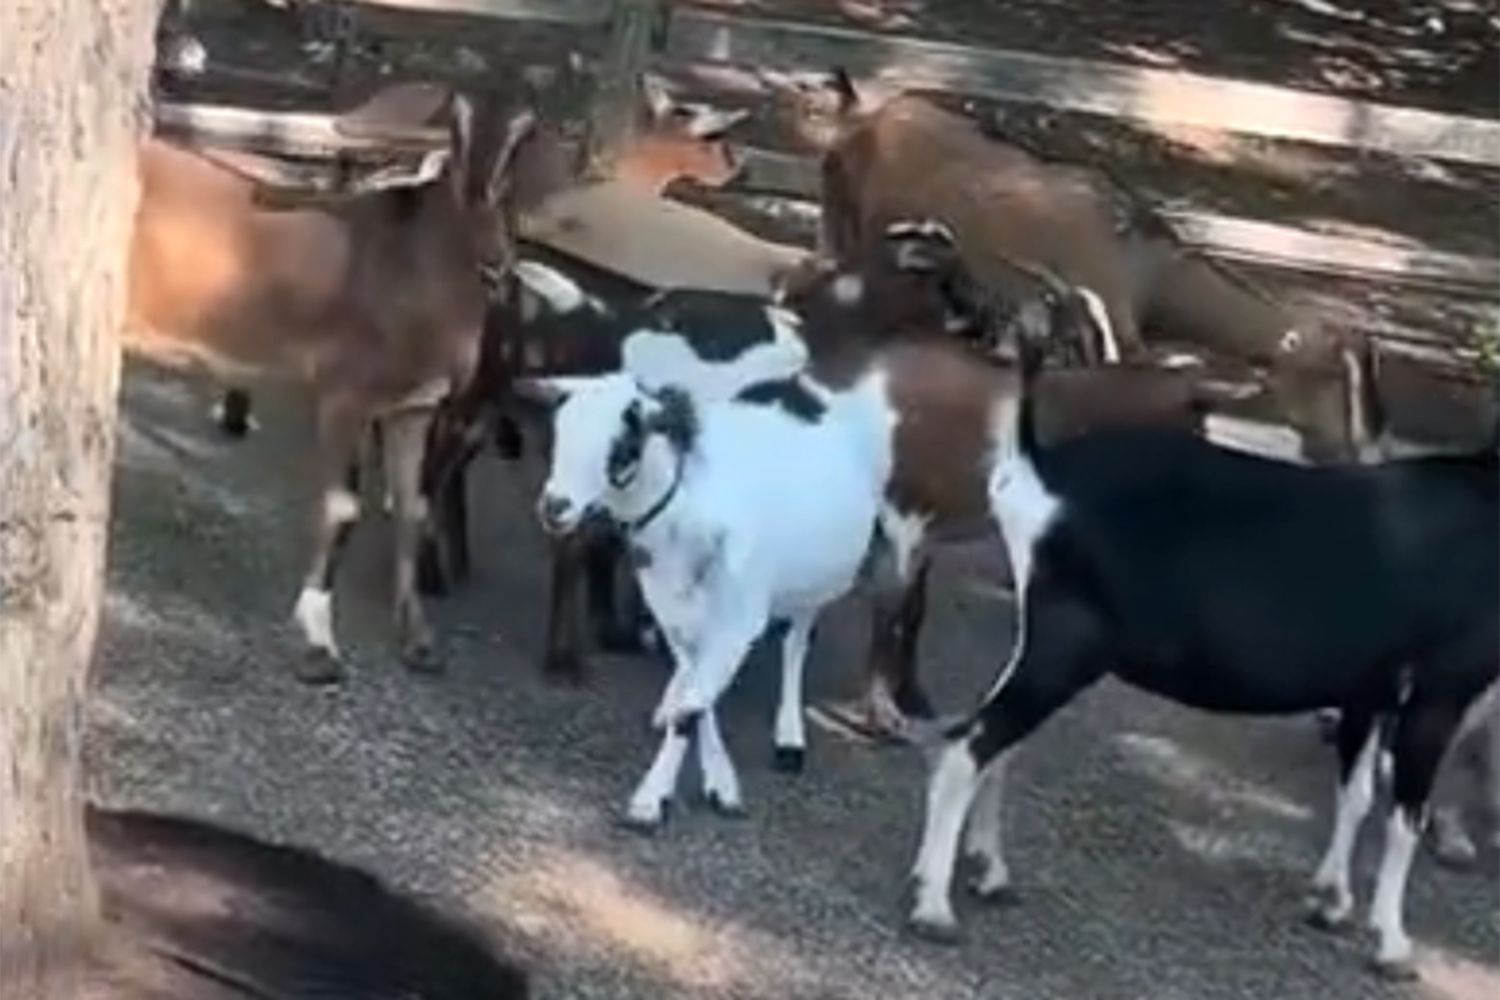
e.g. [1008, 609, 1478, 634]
[0, 2, 161, 996]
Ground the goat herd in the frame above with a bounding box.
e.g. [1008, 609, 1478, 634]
[123, 68, 1498, 982]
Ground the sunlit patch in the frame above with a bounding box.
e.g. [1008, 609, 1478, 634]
[495, 849, 747, 991]
[1167, 819, 1299, 866]
[1414, 946, 1500, 1000]
[1117, 732, 1314, 821]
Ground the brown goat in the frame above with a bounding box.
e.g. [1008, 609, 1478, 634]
[125, 82, 537, 681]
[776, 229, 1212, 733]
[777, 71, 1355, 460]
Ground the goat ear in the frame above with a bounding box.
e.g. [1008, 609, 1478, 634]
[645, 385, 698, 452]
[641, 72, 675, 122]
[829, 67, 860, 113]
[484, 106, 539, 207]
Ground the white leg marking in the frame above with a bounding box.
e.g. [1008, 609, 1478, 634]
[293, 587, 338, 657]
[775, 615, 814, 754]
[325, 486, 360, 527]
[1075, 286, 1120, 363]
[627, 726, 692, 826]
[878, 505, 927, 582]
[1369, 809, 1420, 968]
[1311, 728, 1378, 923]
[909, 741, 980, 932]
[962, 754, 1011, 896]
[696, 711, 743, 811]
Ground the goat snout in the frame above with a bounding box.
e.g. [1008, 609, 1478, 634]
[536, 492, 580, 535]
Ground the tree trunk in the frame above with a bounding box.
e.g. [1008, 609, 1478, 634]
[0, 2, 161, 996]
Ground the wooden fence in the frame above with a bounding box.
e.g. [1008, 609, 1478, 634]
[155, 0, 1500, 298]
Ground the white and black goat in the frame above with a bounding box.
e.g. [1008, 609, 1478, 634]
[535, 370, 891, 826]
[905, 348, 1498, 978]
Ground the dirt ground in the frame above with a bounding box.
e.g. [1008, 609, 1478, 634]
[92, 3, 1500, 997]
[90, 361, 1499, 1000]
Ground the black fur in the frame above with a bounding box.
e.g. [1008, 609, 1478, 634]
[735, 377, 827, 423]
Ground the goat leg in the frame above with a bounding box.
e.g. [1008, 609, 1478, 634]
[382, 406, 443, 673]
[586, 533, 645, 654]
[862, 557, 936, 740]
[291, 401, 363, 683]
[542, 532, 588, 682]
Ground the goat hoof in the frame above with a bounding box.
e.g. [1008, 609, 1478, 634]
[541, 651, 587, 686]
[1371, 956, 1419, 982]
[968, 881, 1019, 907]
[1304, 905, 1353, 935]
[907, 914, 963, 946]
[772, 747, 805, 774]
[402, 642, 445, 675]
[704, 791, 746, 818]
[618, 801, 669, 834]
[295, 649, 345, 685]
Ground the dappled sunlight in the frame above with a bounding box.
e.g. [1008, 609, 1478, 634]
[1167, 818, 1303, 868]
[103, 590, 232, 650]
[1116, 731, 1314, 822]
[1415, 945, 1500, 1000]
[487, 848, 758, 992]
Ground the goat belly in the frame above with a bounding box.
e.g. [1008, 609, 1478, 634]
[1037, 432, 1498, 714]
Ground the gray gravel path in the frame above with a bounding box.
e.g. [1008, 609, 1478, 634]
[88, 361, 1498, 1000]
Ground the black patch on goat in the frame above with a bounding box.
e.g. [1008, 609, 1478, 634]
[736, 378, 826, 423]
[643, 290, 780, 362]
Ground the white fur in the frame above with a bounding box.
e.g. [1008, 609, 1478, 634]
[909, 742, 980, 931]
[1310, 728, 1378, 923]
[513, 259, 592, 314]
[1370, 810, 1420, 967]
[878, 505, 928, 582]
[292, 587, 337, 656]
[983, 396, 1062, 702]
[622, 320, 808, 403]
[832, 273, 865, 305]
[962, 753, 1011, 896]
[542, 371, 893, 820]
[1074, 286, 1120, 363]
[774, 614, 815, 755]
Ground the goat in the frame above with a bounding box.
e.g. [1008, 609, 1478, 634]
[518, 73, 806, 297]
[125, 81, 536, 681]
[774, 69, 1357, 460]
[534, 369, 890, 826]
[513, 222, 1217, 767]
[774, 226, 1217, 737]
[903, 340, 1498, 979]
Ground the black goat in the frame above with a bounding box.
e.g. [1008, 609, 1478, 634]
[905, 345, 1498, 980]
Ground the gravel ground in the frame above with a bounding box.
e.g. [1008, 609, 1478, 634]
[86, 360, 1498, 1000]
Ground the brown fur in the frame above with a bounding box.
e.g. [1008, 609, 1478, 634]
[795, 76, 1355, 458]
[126, 84, 538, 676]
